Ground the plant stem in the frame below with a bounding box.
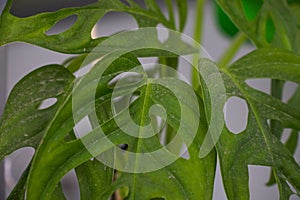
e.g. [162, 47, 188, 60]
[270, 80, 284, 138]
[217, 32, 247, 68]
[159, 57, 178, 147]
[192, 0, 206, 89]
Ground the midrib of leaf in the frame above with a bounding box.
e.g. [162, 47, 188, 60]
[131, 82, 152, 200]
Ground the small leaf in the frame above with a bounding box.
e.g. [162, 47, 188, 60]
[0, 65, 74, 160]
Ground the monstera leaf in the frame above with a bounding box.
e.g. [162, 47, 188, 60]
[0, 44, 215, 199]
[0, 65, 74, 160]
[0, 55, 137, 198]
[1, 0, 300, 199]
[0, 0, 187, 53]
[95, 78, 216, 199]
[0, 65, 74, 199]
[216, 48, 300, 199]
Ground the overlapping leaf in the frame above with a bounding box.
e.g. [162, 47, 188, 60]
[0, 65, 74, 160]
[23, 52, 216, 199]
[216, 48, 300, 199]
[0, 65, 74, 199]
[0, 0, 187, 53]
[96, 80, 216, 200]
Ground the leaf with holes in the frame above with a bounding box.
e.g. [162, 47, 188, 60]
[0, 65, 74, 199]
[267, 85, 300, 186]
[23, 54, 141, 199]
[0, 0, 187, 54]
[75, 159, 114, 200]
[0, 65, 74, 160]
[216, 48, 300, 199]
[21, 48, 216, 199]
[96, 79, 216, 200]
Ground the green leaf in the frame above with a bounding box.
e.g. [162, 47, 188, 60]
[24, 54, 141, 199]
[7, 163, 66, 200]
[0, 65, 74, 161]
[97, 81, 216, 200]
[0, 65, 74, 198]
[218, 48, 300, 199]
[176, 0, 188, 32]
[12, 47, 216, 199]
[0, 0, 181, 54]
[75, 159, 114, 200]
[217, 0, 299, 51]
[267, 86, 300, 186]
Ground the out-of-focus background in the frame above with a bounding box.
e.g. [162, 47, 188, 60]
[0, 0, 299, 199]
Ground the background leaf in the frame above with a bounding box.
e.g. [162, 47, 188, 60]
[217, 0, 299, 51]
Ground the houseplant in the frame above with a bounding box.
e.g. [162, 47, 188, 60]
[0, 0, 300, 199]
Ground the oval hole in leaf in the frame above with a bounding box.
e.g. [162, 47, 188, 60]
[138, 58, 159, 74]
[91, 12, 138, 39]
[118, 144, 128, 150]
[281, 128, 293, 143]
[5, 147, 35, 195]
[61, 169, 80, 199]
[108, 72, 144, 89]
[156, 24, 170, 43]
[241, 0, 263, 21]
[281, 129, 300, 163]
[180, 143, 190, 160]
[45, 15, 78, 36]
[248, 165, 279, 199]
[224, 96, 248, 134]
[245, 78, 271, 95]
[74, 60, 95, 78]
[38, 98, 58, 110]
[282, 81, 298, 103]
[73, 116, 93, 139]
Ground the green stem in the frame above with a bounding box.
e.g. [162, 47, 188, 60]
[192, 0, 206, 89]
[159, 57, 178, 146]
[217, 33, 247, 68]
[165, 0, 175, 29]
[270, 80, 284, 139]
